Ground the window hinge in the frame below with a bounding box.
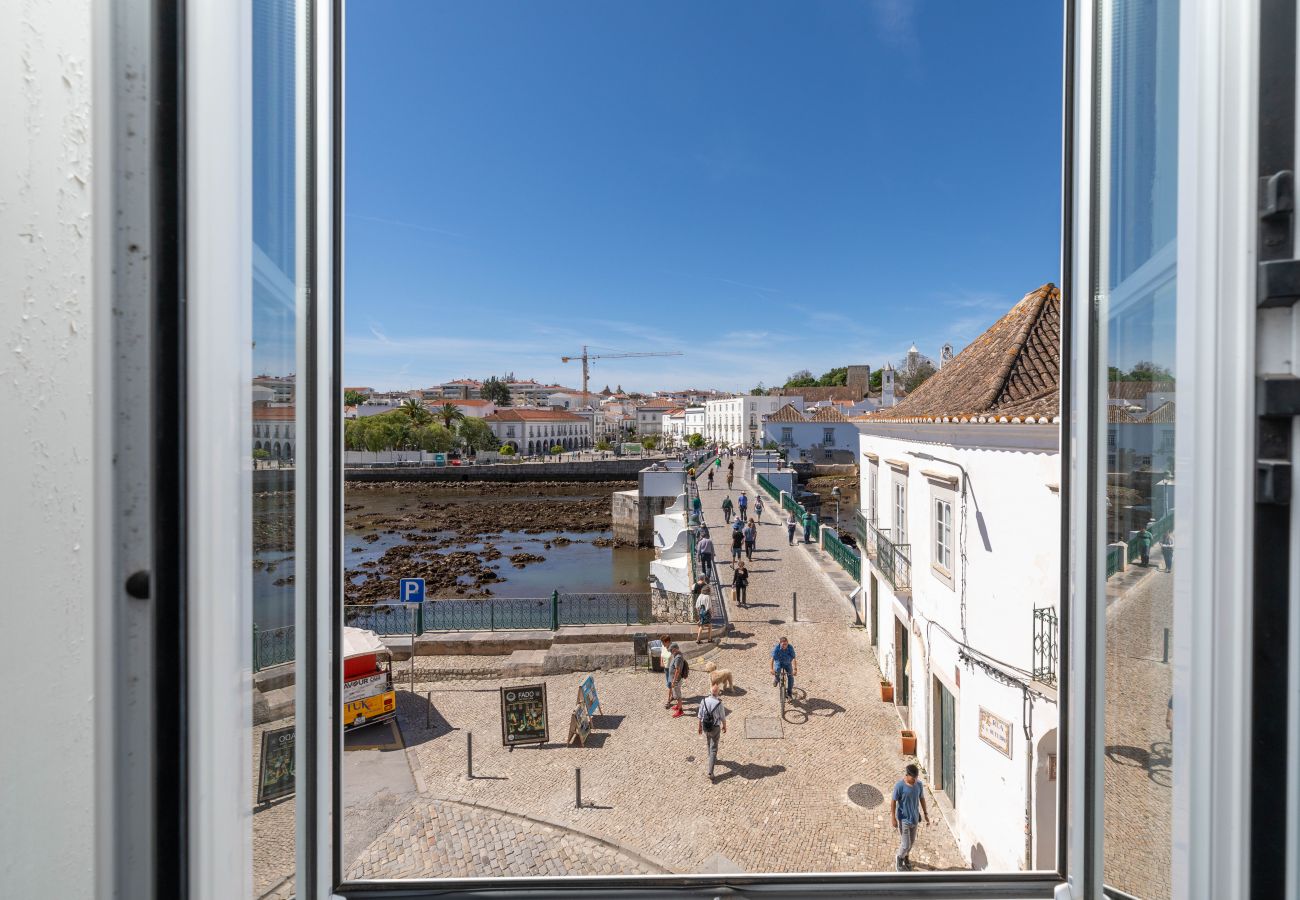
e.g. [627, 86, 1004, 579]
[1258, 171, 1298, 307]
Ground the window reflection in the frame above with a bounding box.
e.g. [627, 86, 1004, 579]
[1096, 1, 1178, 897]
[251, 0, 300, 896]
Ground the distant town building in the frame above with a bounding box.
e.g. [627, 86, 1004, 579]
[762, 404, 860, 463]
[484, 408, 591, 455]
[853, 284, 1061, 872]
[634, 400, 676, 436]
[252, 405, 295, 460]
[704, 395, 803, 447]
[684, 406, 705, 438]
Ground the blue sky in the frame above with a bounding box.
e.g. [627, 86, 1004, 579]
[344, 0, 1063, 392]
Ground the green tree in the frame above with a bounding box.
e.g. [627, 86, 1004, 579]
[870, 369, 883, 391]
[1126, 360, 1174, 382]
[457, 416, 498, 452]
[595, 438, 612, 451]
[434, 402, 466, 430]
[686, 433, 705, 449]
[416, 423, 456, 453]
[641, 434, 660, 450]
[253, 447, 270, 460]
[902, 361, 937, 393]
[749, 382, 767, 395]
[550, 444, 565, 455]
[481, 376, 512, 405]
[398, 397, 430, 423]
[343, 389, 367, 406]
[817, 367, 848, 386]
[499, 444, 516, 456]
[784, 368, 818, 389]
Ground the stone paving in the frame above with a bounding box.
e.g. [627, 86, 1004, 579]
[349, 457, 967, 877]
[1102, 559, 1173, 900]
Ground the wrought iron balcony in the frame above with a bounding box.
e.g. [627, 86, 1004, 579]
[869, 521, 911, 594]
[1033, 605, 1058, 687]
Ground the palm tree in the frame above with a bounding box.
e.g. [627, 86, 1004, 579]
[399, 398, 425, 419]
[435, 402, 466, 430]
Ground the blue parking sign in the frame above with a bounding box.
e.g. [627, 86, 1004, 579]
[400, 578, 425, 604]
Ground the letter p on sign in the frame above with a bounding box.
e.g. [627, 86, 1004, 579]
[400, 578, 425, 604]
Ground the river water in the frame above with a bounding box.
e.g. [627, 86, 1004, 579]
[254, 484, 656, 630]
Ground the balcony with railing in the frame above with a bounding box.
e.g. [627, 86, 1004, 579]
[869, 521, 911, 594]
[1033, 605, 1058, 687]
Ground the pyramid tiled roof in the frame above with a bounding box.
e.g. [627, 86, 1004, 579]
[766, 403, 807, 423]
[869, 284, 1060, 423]
[809, 406, 850, 422]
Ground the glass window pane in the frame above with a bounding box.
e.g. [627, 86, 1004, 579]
[1093, 1, 1179, 897]
[251, 0, 302, 894]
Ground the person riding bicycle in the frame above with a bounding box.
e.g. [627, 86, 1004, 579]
[771, 636, 797, 699]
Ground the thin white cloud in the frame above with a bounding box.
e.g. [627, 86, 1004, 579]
[868, 0, 920, 49]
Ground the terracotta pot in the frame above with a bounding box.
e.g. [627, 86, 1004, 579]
[880, 683, 894, 703]
[900, 729, 917, 755]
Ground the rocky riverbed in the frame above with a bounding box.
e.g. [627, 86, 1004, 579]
[340, 480, 647, 605]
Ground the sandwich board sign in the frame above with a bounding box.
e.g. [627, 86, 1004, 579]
[400, 577, 425, 604]
[577, 675, 601, 718]
[567, 703, 592, 747]
[500, 684, 549, 747]
[257, 725, 295, 804]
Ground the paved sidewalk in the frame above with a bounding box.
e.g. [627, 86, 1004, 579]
[354, 455, 966, 876]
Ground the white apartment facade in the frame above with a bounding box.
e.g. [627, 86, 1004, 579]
[704, 395, 802, 447]
[662, 408, 686, 445]
[483, 408, 591, 455]
[855, 285, 1061, 872]
[683, 406, 705, 438]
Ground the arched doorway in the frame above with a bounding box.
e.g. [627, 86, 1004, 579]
[273, 442, 282, 459]
[1033, 728, 1058, 869]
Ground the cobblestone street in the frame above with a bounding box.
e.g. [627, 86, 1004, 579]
[1102, 561, 1174, 900]
[346, 458, 966, 877]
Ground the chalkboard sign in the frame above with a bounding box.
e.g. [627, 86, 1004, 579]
[578, 675, 601, 718]
[257, 725, 295, 804]
[500, 684, 549, 747]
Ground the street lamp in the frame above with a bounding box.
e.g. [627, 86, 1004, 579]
[831, 485, 841, 529]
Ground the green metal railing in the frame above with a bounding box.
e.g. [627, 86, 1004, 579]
[1105, 545, 1124, 579]
[252, 624, 295, 672]
[824, 529, 861, 581]
[1124, 509, 1175, 567]
[1033, 606, 1058, 687]
[757, 472, 780, 500]
[870, 522, 912, 593]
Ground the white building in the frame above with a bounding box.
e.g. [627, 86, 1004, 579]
[683, 406, 705, 438]
[483, 408, 591, 455]
[425, 398, 497, 419]
[855, 285, 1061, 872]
[661, 408, 687, 445]
[252, 405, 295, 460]
[762, 403, 861, 463]
[704, 395, 802, 447]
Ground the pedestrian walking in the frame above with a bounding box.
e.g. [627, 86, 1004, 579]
[786, 512, 797, 545]
[1138, 525, 1153, 566]
[802, 512, 813, 543]
[737, 491, 748, 519]
[697, 533, 715, 578]
[732, 562, 749, 608]
[690, 574, 709, 603]
[730, 526, 744, 564]
[692, 494, 702, 521]
[668, 643, 687, 717]
[727, 459, 734, 474]
[695, 590, 713, 643]
[688, 466, 696, 481]
[707, 468, 715, 490]
[743, 520, 757, 561]
[721, 495, 734, 523]
[726, 472, 734, 490]
[697, 683, 728, 781]
[755, 496, 764, 519]
[771, 636, 797, 697]
[660, 633, 675, 708]
[1161, 534, 1174, 572]
[891, 764, 931, 871]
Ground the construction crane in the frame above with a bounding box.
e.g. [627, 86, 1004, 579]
[561, 345, 684, 443]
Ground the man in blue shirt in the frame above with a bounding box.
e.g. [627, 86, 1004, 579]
[890, 763, 931, 871]
[770, 636, 797, 698]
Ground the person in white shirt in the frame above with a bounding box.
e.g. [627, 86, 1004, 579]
[695, 590, 713, 644]
[697, 682, 728, 780]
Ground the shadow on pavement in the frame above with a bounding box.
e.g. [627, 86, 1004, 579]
[714, 761, 787, 782]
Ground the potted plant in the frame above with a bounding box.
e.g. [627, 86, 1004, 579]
[900, 729, 917, 755]
[880, 678, 894, 703]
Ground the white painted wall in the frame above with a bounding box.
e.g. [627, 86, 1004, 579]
[858, 422, 1060, 871]
[0, 1, 100, 894]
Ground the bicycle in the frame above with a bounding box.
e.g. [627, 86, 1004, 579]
[775, 665, 794, 716]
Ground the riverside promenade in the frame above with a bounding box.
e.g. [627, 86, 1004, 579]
[342, 455, 965, 880]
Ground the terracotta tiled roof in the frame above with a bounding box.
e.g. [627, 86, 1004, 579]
[1108, 405, 1140, 424]
[1108, 380, 1175, 401]
[810, 406, 850, 422]
[253, 405, 296, 420]
[1144, 400, 1176, 424]
[869, 284, 1061, 424]
[772, 386, 865, 403]
[485, 409, 587, 423]
[766, 403, 807, 423]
